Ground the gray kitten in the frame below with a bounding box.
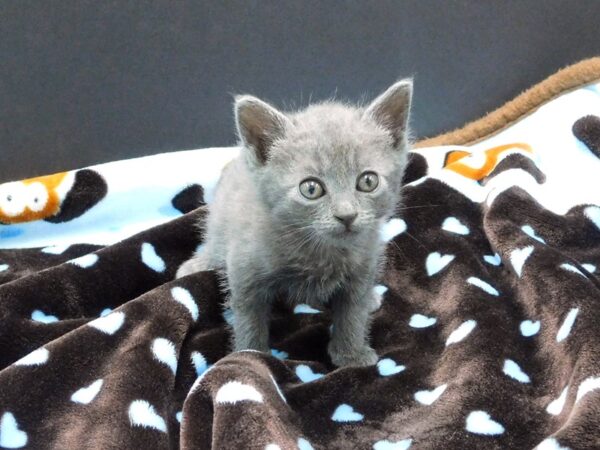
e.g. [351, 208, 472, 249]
[177, 79, 412, 367]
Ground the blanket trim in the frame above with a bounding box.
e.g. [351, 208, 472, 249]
[415, 56, 600, 148]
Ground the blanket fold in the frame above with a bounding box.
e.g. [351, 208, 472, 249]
[1, 58, 600, 449]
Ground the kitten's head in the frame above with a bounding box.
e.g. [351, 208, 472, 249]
[234, 80, 412, 246]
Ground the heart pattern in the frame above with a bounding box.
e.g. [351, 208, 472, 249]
[584, 205, 600, 230]
[377, 359, 406, 377]
[331, 404, 363, 422]
[14, 347, 49, 366]
[370, 287, 385, 311]
[546, 386, 568, 415]
[69, 253, 99, 268]
[141, 242, 166, 272]
[409, 314, 437, 328]
[522, 225, 546, 244]
[171, 287, 199, 321]
[271, 349, 288, 360]
[89, 311, 125, 335]
[442, 217, 470, 235]
[296, 365, 325, 382]
[426, 252, 455, 276]
[465, 410, 505, 435]
[467, 276, 500, 296]
[520, 320, 541, 337]
[414, 384, 447, 405]
[216, 381, 263, 404]
[128, 400, 167, 432]
[380, 218, 407, 241]
[556, 308, 579, 343]
[191, 351, 208, 377]
[374, 285, 388, 296]
[31, 309, 59, 324]
[576, 376, 600, 404]
[294, 304, 321, 314]
[71, 379, 103, 404]
[536, 438, 570, 450]
[0, 412, 27, 449]
[151, 338, 178, 375]
[484, 253, 502, 266]
[560, 263, 585, 277]
[503, 359, 531, 383]
[510, 246, 534, 277]
[297, 438, 315, 450]
[446, 320, 477, 346]
[373, 439, 412, 450]
[3, 93, 600, 449]
[582, 263, 596, 273]
[41, 244, 71, 254]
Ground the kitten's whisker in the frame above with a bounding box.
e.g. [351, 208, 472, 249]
[396, 204, 441, 211]
[276, 224, 315, 240]
[404, 230, 429, 250]
[387, 239, 411, 263]
[286, 230, 319, 256]
[389, 239, 403, 255]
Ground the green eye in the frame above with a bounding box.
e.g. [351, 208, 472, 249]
[299, 179, 325, 199]
[357, 171, 379, 192]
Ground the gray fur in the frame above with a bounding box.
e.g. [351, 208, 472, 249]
[177, 80, 412, 367]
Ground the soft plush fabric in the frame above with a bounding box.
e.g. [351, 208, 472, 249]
[1, 73, 600, 450]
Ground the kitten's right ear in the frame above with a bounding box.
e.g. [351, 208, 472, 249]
[234, 95, 292, 165]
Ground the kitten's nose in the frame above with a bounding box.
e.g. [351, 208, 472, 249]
[334, 212, 358, 229]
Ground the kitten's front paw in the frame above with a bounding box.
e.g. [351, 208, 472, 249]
[368, 290, 383, 312]
[176, 258, 200, 279]
[328, 343, 378, 367]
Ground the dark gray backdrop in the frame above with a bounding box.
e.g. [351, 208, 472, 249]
[2, 0, 600, 182]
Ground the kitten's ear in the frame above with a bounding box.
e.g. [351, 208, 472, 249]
[234, 95, 292, 165]
[363, 79, 413, 148]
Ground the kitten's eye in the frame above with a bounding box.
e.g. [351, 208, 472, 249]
[299, 179, 325, 199]
[357, 171, 379, 192]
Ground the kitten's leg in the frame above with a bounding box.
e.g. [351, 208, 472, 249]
[176, 251, 211, 278]
[368, 288, 383, 312]
[229, 285, 272, 353]
[328, 288, 378, 367]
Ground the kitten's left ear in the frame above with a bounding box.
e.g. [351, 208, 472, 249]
[363, 79, 413, 148]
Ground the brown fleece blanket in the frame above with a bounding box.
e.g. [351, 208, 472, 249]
[1, 61, 600, 450]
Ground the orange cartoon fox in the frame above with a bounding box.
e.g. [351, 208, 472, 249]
[443, 143, 533, 181]
[0, 172, 75, 224]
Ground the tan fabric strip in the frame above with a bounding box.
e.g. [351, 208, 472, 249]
[415, 57, 600, 148]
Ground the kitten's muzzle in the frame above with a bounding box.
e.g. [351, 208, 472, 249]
[334, 212, 358, 231]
